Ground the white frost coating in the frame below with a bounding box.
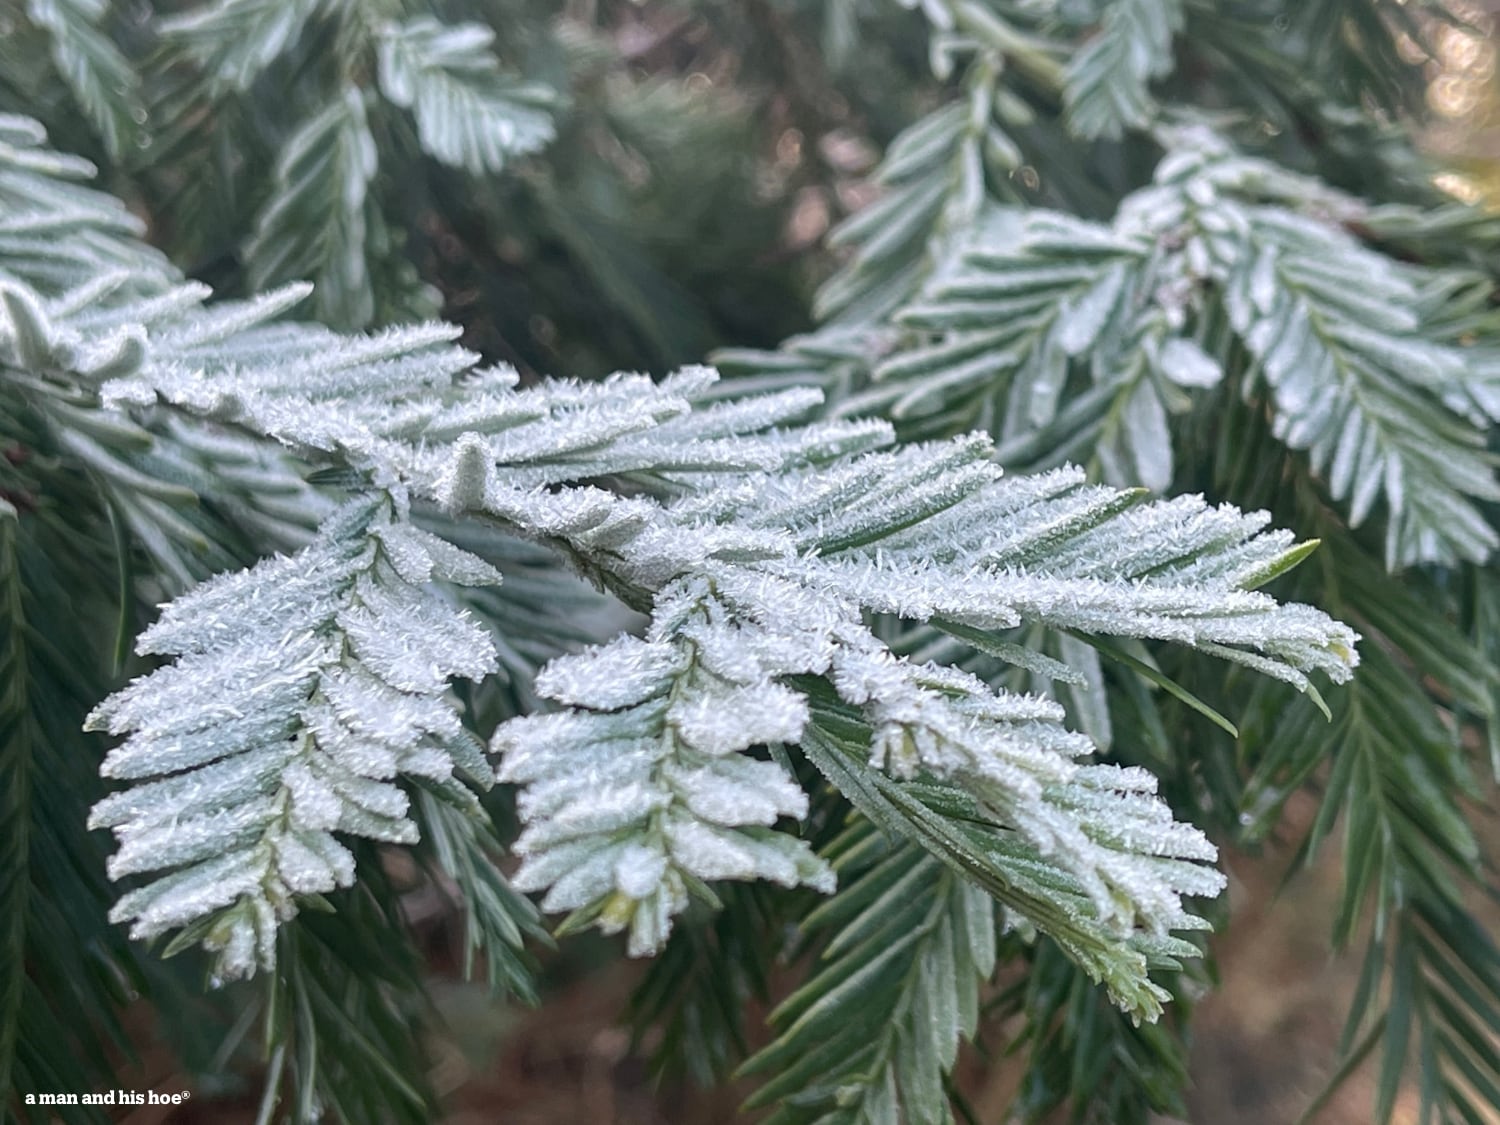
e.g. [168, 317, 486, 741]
[87, 496, 500, 979]
[407, 524, 504, 585]
[89, 742, 298, 830]
[374, 521, 435, 584]
[534, 635, 685, 710]
[133, 552, 347, 656]
[541, 842, 631, 912]
[493, 580, 834, 956]
[321, 667, 464, 751]
[109, 796, 281, 879]
[273, 831, 356, 895]
[338, 568, 496, 692]
[830, 640, 1226, 936]
[667, 681, 809, 756]
[613, 843, 669, 899]
[662, 757, 809, 826]
[663, 816, 835, 892]
[516, 783, 672, 851]
[282, 760, 346, 830]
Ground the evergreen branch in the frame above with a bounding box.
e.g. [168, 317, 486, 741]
[1062, 0, 1184, 141]
[739, 824, 996, 1125]
[493, 578, 835, 956]
[873, 128, 1500, 566]
[1201, 0, 1433, 119]
[627, 882, 787, 1086]
[495, 440, 1354, 955]
[1325, 894, 1500, 1125]
[245, 89, 378, 329]
[24, 0, 143, 159]
[776, 714, 1209, 1123]
[814, 63, 1012, 327]
[1238, 530, 1498, 1124]
[737, 742, 1209, 1121]
[0, 114, 168, 292]
[1243, 658, 1481, 925]
[903, 1, 1066, 92]
[411, 786, 549, 1001]
[36, 236, 1352, 974]
[818, 648, 1226, 940]
[0, 108, 1372, 1119]
[0, 273, 324, 590]
[797, 706, 1209, 1026]
[4, 0, 1492, 1118]
[259, 877, 438, 1125]
[896, 210, 1187, 487]
[158, 0, 325, 96]
[1184, 168, 1500, 564]
[376, 17, 557, 176]
[0, 443, 177, 1123]
[86, 494, 503, 979]
[992, 933, 1196, 1125]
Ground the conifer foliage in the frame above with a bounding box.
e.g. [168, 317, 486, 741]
[0, 2, 1497, 1123]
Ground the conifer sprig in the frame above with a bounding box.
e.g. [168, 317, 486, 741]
[4, 0, 1498, 1119]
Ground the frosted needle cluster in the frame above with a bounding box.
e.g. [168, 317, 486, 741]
[86, 495, 500, 977]
[5, 105, 1358, 988]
